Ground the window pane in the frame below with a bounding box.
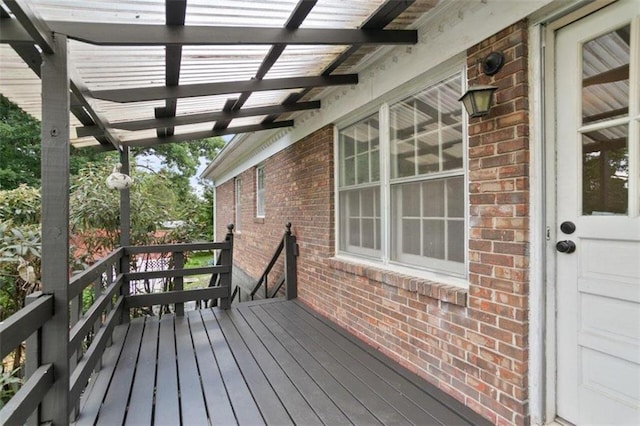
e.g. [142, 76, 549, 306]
[422, 180, 444, 217]
[392, 174, 464, 270]
[447, 176, 464, 217]
[442, 125, 463, 170]
[340, 187, 380, 255]
[344, 157, 355, 186]
[582, 125, 628, 215]
[393, 139, 415, 178]
[423, 219, 445, 259]
[362, 188, 374, 216]
[447, 220, 464, 262]
[348, 191, 359, 216]
[362, 219, 375, 249]
[339, 113, 379, 188]
[343, 133, 355, 157]
[402, 182, 421, 216]
[349, 218, 360, 246]
[356, 153, 370, 184]
[390, 74, 463, 181]
[582, 26, 630, 125]
[371, 149, 380, 182]
[403, 219, 421, 255]
[417, 132, 439, 174]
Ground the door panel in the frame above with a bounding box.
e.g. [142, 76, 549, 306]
[555, 1, 640, 424]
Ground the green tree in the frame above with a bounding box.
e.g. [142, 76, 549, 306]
[0, 95, 40, 189]
[2, 94, 225, 191]
[0, 94, 108, 189]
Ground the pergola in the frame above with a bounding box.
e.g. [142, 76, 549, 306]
[0, 1, 444, 424]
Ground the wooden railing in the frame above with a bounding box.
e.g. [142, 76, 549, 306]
[0, 293, 54, 425]
[0, 225, 235, 424]
[250, 222, 298, 301]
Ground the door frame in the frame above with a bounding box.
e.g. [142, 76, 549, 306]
[529, 1, 618, 424]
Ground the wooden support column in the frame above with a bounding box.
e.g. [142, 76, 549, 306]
[119, 147, 131, 322]
[40, 33, 70, 425]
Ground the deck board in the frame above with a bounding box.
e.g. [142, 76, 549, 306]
[175, 314, 209, 421]
[154, 314, 180, 425]
[189, 310, 238, 425]
[237, 305, 351, 425]
[125, 317, 158, 426]
[75, 299, 492, 426]
[96, 319, 144, 426]
[202, 309, 269, 425]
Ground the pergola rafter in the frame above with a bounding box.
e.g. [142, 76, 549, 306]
[0, 0, 420, 150]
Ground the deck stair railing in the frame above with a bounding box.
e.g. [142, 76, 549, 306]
[250, 222, 298, 301]
[0, 225, 234, 424]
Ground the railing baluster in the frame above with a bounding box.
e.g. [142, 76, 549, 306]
[120, 248, 130, 323]
[174, 251, 184, 316]
[25, 292, 43, 426]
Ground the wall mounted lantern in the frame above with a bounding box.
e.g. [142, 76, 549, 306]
[459, 85, 498, 118]
[459, 51, 504, 118]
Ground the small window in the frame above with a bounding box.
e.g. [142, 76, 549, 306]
[256, 165, 265, 218]
[235, 177, 242, 231]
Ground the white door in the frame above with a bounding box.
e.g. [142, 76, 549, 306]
[555, 1, 640, 424]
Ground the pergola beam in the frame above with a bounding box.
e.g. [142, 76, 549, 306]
[157, 0, 187, 138]
[213, 0, 317, 132]
[39, 21, 417, 46]
[3, 0, 55, 53]
[0, 6, 121, 150]
[75, 101, 319, 134]
[91, 74, 358, 103]
[263, 0, 415, 125]
[124, 121, 294, 148]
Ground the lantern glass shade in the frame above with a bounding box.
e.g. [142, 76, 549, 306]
[459, 85, 498, 118]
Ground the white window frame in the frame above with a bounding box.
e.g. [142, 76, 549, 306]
[335, 65, 468, 281]
[256, 165, 265, 218]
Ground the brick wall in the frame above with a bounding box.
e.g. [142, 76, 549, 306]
[465, 20, 530, 425]
[215, 125, 335, 297]
[215, 21, 530, 425]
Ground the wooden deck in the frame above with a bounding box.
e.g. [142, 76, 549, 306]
[74, 299, 491, 426]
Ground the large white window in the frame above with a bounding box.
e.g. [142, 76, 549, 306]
[338, 73, 465, 276]
[256, 165, 265, 218]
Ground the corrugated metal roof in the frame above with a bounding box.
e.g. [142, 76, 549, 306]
[0, 0, 434, 150]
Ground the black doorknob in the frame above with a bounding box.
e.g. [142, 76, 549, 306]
[560, 221, 576, 234]
[556, 240, 576, 253]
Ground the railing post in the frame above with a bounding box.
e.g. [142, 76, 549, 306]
[174, 251, 184, 316]
[25, 292, 43, 426]
[284, 222, 298, 300]
[218, 224, 234, 309]
[120, 248, 130, 323]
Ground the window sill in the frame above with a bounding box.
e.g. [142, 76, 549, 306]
[254, 217, 265, 224]
[327, 257, 468, 307]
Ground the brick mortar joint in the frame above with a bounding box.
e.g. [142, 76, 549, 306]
[327, 258, 468, 307]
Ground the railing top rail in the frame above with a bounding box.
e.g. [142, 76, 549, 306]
[0, 294, 53, 360]
[69, 246, 124, 299]
[124, 241, 229, 255]
[250, 234, 285, 297]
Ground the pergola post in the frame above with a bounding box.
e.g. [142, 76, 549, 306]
[39, 33, 70, 425]
[119, 146, 131, 322]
